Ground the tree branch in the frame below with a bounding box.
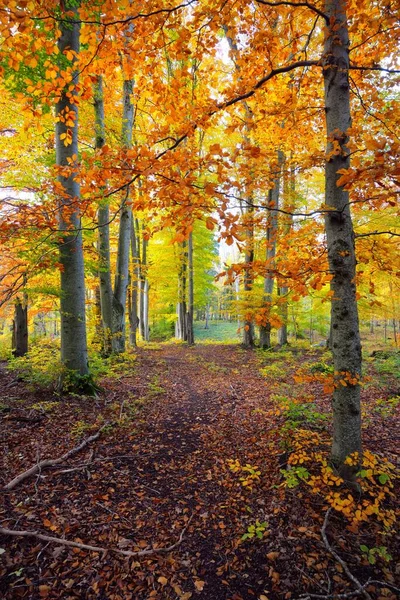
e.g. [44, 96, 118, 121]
[320, 509, 372, 600]
[349, 65, 400, 75]
[217, 60, 319, 110]
[254, 0, 329, 23]
[31, 1, 197, 27]
[355, 231, 399, 238]
[4, 423, 112, 491]
[0, 516, 192, 558]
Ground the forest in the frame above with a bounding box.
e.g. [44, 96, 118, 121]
[0, 0, 399, 599]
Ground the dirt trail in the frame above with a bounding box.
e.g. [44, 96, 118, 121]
[1, 345, 282, 600]
[1, 344, 398, 600]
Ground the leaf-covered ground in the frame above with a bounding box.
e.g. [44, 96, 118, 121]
[1, 344, 399, 600]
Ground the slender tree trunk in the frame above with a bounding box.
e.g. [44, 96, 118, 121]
[176, 241, 188, 341]
[205, 303, 210, 329]
[224, 28, 255, 347]
[143, 279, 150, 341]
[242, 197, 255, 347]
[112, 78, 134, 353]
[56, 2, 88, 376]
[278, 159, 294, 346]
[129, 216, 139, 346]
[94, 75, 113, 355]
[187, 231, 195, 345]
[260, 151, 283, 348]
[323, 0, 362, 478]
[92, 285, 104, 349]
[138, 235, 149, 340]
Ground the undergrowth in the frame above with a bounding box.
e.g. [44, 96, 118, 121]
[7, 340, 136, 392]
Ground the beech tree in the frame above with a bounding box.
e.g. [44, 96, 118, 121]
[56, 1, 89, 377]
[322, 0, 362, 477]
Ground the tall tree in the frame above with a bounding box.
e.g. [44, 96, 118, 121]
[111, 74, 134, 353]
[323, 0, 362, 478]
[260, 151, 283, 348]
[94, 75, 113, 355]
[56, 0, 89, 376]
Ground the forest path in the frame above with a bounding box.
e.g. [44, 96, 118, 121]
[2, 344, 399, 600]
[1, 344, 283, 600]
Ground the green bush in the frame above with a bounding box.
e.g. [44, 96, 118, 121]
[8, 339, 63, 388]
[150, 317, 175, 341]
[308, 361, 334, 375]
[374, 353, 400, 379]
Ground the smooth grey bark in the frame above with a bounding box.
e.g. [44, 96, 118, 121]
[112, 78, 134, 353]
[138, 232, 149, 341]
[242, 205, 255, 347]
[260, 151, 283, 348]
[176, 241, 188, 341]
[143, 279, 150, 341]
[94, 75, 113, 355]
[278, 159, 294, 346]
[323, 0, 362, 478]
[129, 217, 139, 346]
[56, 2, 88, 376]
[187, 231, 195, 345]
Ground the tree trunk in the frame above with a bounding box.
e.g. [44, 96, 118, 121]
[94, 75, 113, 356]
[139, 234, 148, 340]
[278, 159, 294, 346]
[176, 241, 188, 341]
[187, 231, 195, 345]
[224, 27, 255, 348]
[323, 0, 362, 479]
[129, 216, 139, 346]
[260, 151, 283, 348]
[13, 295, 28, 357]
[143, 279, 150, 341]
[112, 78, 134, 353]
[92, 285, 104, 349]
[56, 2, 88, 376]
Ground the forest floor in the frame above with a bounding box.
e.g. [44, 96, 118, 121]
[0, 343, 399, 600]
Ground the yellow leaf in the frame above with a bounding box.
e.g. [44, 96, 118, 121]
[39, 585, 51, 597]
[158, 576, 168, 586]
[194, 580, 205, 591]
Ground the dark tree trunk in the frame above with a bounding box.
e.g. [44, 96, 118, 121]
[323, 0, 362, 479]
[13, 296, 28, 357]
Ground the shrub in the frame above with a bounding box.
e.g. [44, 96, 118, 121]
[8, 339, 63, 388]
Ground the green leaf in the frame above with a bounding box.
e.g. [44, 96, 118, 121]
[360, 545, 369, 553]
[378, 473, 389, 484]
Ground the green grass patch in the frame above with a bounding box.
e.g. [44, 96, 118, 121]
[193, 321, 241, 343]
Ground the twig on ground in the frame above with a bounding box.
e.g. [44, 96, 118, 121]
[296, 509, 375, 600]
[4, 423, 111, 491]
[296, 588, 369, 600]
[320, 509, 372, 600]
[0, 514, 192, 558]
